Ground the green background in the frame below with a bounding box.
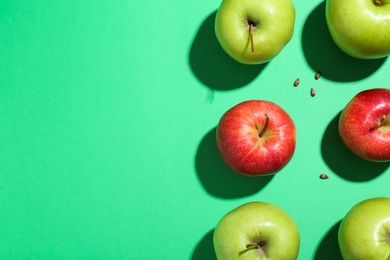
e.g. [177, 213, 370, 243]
[1, 0, 389, 259]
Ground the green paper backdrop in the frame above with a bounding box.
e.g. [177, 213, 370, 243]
[1, 0, 389, 259]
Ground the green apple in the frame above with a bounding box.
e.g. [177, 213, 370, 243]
[213, 202, 300, 259]
[338, 197, 390, 260]
[326, 0, 390, 59]
[214, 0, 295, 64]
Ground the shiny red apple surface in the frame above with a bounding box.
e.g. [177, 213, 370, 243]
[216, 100, 296, 176]
[339, 88, 390, 162]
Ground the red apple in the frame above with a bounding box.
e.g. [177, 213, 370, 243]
[216, 100, 296, 176]
[339, 88, 390, 162]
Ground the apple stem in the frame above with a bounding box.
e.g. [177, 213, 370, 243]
[249, 24, 255, 54]
[380, 115, 387, 127]
[258, 113, 269, 138]
[373, 0, 382, 5]
[246, 243, 260, 250]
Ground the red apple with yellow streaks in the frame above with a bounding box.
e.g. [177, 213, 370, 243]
[216, 100, 296, 176]
[339, 88, 390, 162]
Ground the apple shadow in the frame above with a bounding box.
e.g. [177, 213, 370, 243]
[321, 112, 389, 181]
[191, 229, 216, 260]
[195, 127, 274, 198]
[189, 11, 268, 91]
[314, 220, 343, 260]
[302, 1, 387, 82]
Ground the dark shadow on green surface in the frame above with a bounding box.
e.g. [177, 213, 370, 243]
[314, 220, 343, 260]
[321, 112, 389, 181]
[302, 2, 387, 82]
[189, 11, 267, 91]
[191, 229, 216, 260]
[195, 127, 273, 198]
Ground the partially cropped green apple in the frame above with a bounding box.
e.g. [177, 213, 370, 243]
[326, 0, 390, 59]
[214, 0, 295, 64]
[338, 197, 390, 260]
[213, 202, 300, 259]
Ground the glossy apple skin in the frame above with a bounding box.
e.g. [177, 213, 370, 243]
[338, 197, 390, 260]
[215, 0, 295, 64]
[326, 0, 390, 59]
[214, 202, 300, 260]
[339, 88, 390, 162]
[216, 100, 296, 176]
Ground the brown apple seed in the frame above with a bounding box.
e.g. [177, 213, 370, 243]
[311, 88, 316, 97]
[293, 78, 300, 87]
[315, 71, 321, 80]
[319, 174, 329, 179]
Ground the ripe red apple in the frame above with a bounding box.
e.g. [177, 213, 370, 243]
[216, 100, 296, 176]
[339, 88, 390, 162]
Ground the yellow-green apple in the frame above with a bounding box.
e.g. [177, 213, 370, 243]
[216, 100, 296, 176]
[326, 0, 390, 59]
[339, 88, 390, 162]
[338, 197, 390, 260]
[213, 201, 300, 260]
[214, 0, 295, 64]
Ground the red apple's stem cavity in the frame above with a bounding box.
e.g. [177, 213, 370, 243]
[370, 114, 390, 132]
[258, 113, 269, 138]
